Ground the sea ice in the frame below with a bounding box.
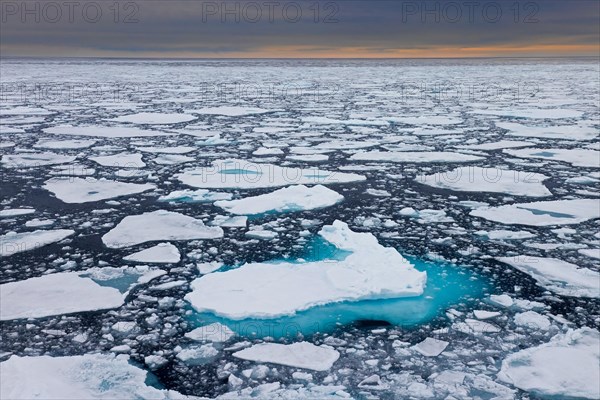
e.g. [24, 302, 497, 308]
[191, 106, 279, 116]
[185, 221, 426, 319]
[0, 229, 74, 257]
[123, 243, 181, 264]
[232, 342, 340, 371]
[177, 159, 366, 189]
[416, 166, 551, 197]
[90, 153, 146, 168]
[412, 338, 449, 357]
[505, 148, 600, 168]
[0, 354, 193, 399]
[498, 328, 600, 399]
[108, 112, 196, 124]
[102, 210, 223, 248]
[471, 199, 600, 226]
[44, 177, 155, 203]
[44, 125, 172, 138]
[350, 151, 483, 163]
[0, 208, 35, 218]
[158, 189, 233, 203]
[34, 139, 97, 149]
[214, 185, 343, 215]
[185, 322, 236, 342]
[1, 153, 77, 168]
[0, 272, 124, 320]
[497, 122, 598, 141]
[496, 256, 600, 298]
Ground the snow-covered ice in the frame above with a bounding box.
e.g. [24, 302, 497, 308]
[233, 342, 340, 371]
[214, 185, 344, 215]
[44, 177, 155, 203]
[350, 151, 484, 163]
[123, 243, 181, 264]
[109, 112, 196, 125]
[185, 221, 426, 319]
[1, 153, 76, 168]
[1, 229, 74, 257]
[102, 210, 223, 248]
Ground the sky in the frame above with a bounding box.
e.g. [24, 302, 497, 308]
[0, 0, 598, 58]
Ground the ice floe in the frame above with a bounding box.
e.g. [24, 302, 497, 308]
[0, 272, 124, 320]
[412, 338, 449, 357]
[44, 177, 155, 203]
[471, 199, 600, 226]
[496, 256, 600, 298]
[416, 166, 551, 197]
[177, 159, 366, 189]
[350, 151, 484, 163]
[0, 208, 35, 218]
[215, 185, 343, 215]
[1, 153, 77, 168]
[90, 152, 146, 168]
[108, 112, 196, 124]
[185, 221, 426, 319]
[497, 122, 598, 141]
[232, 342, 340, 371]
[44, 125, 171, 138]
[471, 108, 583, 119]
[1, 229, 74, 257]
[33, 139, 97, 149]
[158, 189, 233, 203]
[505, 148, 600, 168]
[102, 210, 223, 248]
[191, 106, 279, 116]
[185, 322, 236, 343]
[498, 328, 600, 399]
[123, 243, 181, 264]
[0, 354, 193, 399]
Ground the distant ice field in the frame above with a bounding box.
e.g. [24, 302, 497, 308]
[1, 58, 598, 400]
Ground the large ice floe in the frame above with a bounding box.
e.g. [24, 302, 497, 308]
[44, 125, 172, 137]
[190, 106, 280, 116]
[185, 221, 426, 319]
[90, 152, 146, 168]
[496, 256, 599, 298]
[43, 177, 155, 203]
[0, 229, 74, 257]
[349, 151, 484, 163]
[0, 272, 124, 320]
[108, 112, 197, 125]
[416, 166, 551, 197]
[498, 328, 600, 399]
[102, 210, 223, 248]
[505, 148, 600, 168]
[497, 121, 599, 141]
[1, 153, 76, 168]
[470, 198, 600, 226]
[232, 342, 340, 371]
[0, 354, 194, 399]
[177, 159, 366, 189]
[214, 185, 344, 215]
[123, 242, 181, 264]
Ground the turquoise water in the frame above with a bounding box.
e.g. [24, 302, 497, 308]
[187, 236, 488, 339]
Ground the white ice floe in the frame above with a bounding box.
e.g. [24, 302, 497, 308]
[0, 229, 74, 257]
[513, 311, 551, 330]
[137, 146, 196, 154]
[496, 256, 600, 298]
[232, 342, 340, 371]
[108, 112, 196, 125]
[90, 153, 145, 168]
[473, 310, 501, 320]
[210, 215, 248, 228]
[455, 140, 533, 151]
[0, 272, 123, 320]
[1, 153, 76, 168]
[470, 108, 583, 119]
[350, 151, 483, 163]
[185, 322, 236, 343]
[215, 185, 343, 215]
[185, 221, 426, 319]
[253, 147, 283, 156]
[287, 154, 329, 163]
[388, 115, 462, 125]
[123, 243, 181, 264]
[153, 154, 194, 165]
[191, 106, 279, 116]
[245, 230, 278, 240]
[44, 125, 171, 138]
[102, 210, 223, 249]
[0, 106, 55, 116]
[579, 248, 600, 259]
[302, 116, 388, 126]
[471, 199, 600, 226]
[498, 328, 600, 399]
[177, 159, 366, 189]
[158, 189, 232, 203]
[497, 122, 598, 141]
[0, 354, 193, 399]
[44, 177, 155, 203]
[412, 338, 449, 357]
[476, 230, 536, 240]
[505, 148, 600, 168]
[0, 208, 35, 218]
[34, 139, 97, 149]
[453, 319, 501, 335]
[416, 166, 551, 197]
